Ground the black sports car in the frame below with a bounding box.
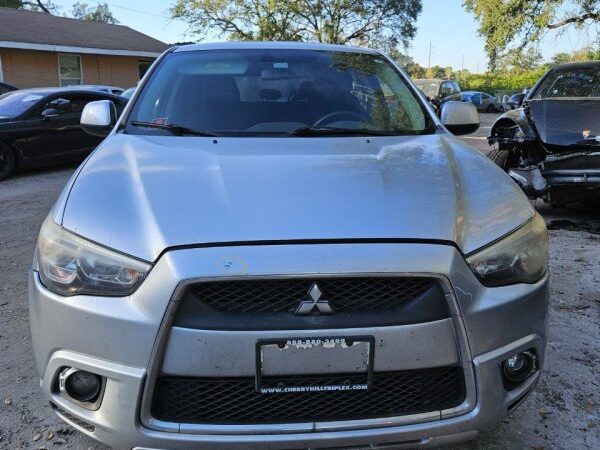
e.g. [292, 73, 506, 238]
[0, 87, 126, 181]
[488, 61, 600, 207]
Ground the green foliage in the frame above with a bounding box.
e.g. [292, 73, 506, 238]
[171, 0, 422, 48]
[410, 46, 599, 95]
[552, 45, 600, 64]
[459, 66, 549, 93]
[71, 2, 119, 23]
[464, 0, 600, 68]
[404, 61, 425, 78]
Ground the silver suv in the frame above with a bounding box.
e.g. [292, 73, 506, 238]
[30, 42, 549, 449]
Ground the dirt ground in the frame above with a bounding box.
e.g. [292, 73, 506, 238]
[0, 116, 599, 449]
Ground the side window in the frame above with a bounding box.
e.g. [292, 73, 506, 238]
[68, 95, 100, 114]
[42, 97, 72, 116]
[42, 95, 99, 116]
[452, 82, 460, 93]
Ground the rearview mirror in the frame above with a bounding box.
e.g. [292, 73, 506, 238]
[440, 101, 480, 135]
[81, 100, 117, 137]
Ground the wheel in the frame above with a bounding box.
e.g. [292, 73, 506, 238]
[0, 143, 16, 181]
[487, 146, 511, 170]
[486, 104, 496, 113]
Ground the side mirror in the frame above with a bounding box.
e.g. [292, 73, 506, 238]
[81, 100, 117, 137]
[440, 101, 480, 135]
[41, 108, 59, 119]
[516, 93, 526, 107]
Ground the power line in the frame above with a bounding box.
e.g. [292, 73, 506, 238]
[97, 1, 169, 18]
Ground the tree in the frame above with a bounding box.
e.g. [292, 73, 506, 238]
[171, 0, 303, 41]
[405, 61, 425, 78]
[0, 0, 59, 13]
[171, 1, 422, 47]
[552, 45, 600, 64]
[71, 2, 119, 23]
[425, 65, 446, 79]
[464, 0, 600, 68]
[495, 46, 543, 73]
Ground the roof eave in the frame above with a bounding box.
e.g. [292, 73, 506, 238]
[0, 41, 163, 58]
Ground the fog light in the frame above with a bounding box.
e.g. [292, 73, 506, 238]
[59, 368, 102, 403]
[502, 351, 536, 384]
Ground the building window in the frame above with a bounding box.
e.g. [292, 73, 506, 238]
[58, 54, 82, 86]
[138, 60, 151, 79]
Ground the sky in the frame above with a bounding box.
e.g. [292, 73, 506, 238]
[50, 0, 599, 73]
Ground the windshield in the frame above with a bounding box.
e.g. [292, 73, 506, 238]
[413, 79, 439, 98]
[532, 65, 600, 99]
[127, 49, 435, 136]
[0, 91, 42, 118]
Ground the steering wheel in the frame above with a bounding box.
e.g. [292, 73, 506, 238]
[313, 110, 365, 128]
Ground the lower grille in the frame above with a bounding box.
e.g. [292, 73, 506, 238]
[53, 404, 95, 432]
[151, 367, 465, 424]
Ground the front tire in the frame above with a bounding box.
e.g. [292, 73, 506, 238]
[487, 146, 511, 170]
[0, 143, 16, 181]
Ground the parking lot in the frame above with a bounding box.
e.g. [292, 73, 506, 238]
[0, 113, 598, 449]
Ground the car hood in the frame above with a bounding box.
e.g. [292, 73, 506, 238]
[60, 133, 533, 262]
[529, 99, 600, 150]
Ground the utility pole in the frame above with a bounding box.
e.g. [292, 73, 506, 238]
[461, 54, 464, 80]
[428, 41, 432, 69]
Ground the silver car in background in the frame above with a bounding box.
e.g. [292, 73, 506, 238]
[29, 42, 549, 449]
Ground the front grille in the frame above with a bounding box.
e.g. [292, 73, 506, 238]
[151, 367, 465, 424]
[191, 277, 434, 313]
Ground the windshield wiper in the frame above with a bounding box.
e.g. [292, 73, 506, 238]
[287, 126, 396, 137]
[130, 121, 219, 137]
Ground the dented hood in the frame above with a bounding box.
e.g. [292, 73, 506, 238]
[59, 133, 533, 262]
[528, 99, 600, 150]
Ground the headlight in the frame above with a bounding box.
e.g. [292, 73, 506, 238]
[37, 217, 151, 296]
[466, 213, 548, 286]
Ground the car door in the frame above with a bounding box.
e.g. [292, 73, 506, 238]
[19, 93, 105, 161]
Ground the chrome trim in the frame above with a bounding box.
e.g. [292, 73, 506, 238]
[139, 272, 476, 435]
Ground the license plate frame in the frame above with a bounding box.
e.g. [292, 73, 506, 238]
[255, 336, 375, 394]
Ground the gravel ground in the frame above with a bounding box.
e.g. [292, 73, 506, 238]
[0, 117, 599, 449]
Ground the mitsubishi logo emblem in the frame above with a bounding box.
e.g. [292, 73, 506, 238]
[295, 282, 334, 315]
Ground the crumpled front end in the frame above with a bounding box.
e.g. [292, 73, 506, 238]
[488, 100, 600, 205]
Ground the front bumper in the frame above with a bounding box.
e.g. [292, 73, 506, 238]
[29, 243, 549, 449]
